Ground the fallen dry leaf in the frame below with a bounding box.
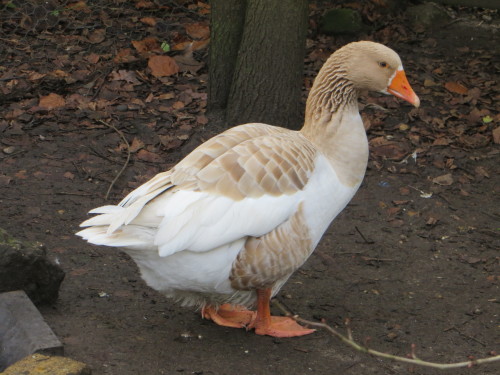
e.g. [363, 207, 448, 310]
[39, 93, 66, 110]
[135, 1, 155, 9]
[88, 29, 106, 44]
[159, 135, 183, 150]
[110, 70, 141, 84]
[399, 187, 410, 196]
[474, 166, 489, 178]
[140, 17, 157, 26]
[137, 149, 163, 163]
[369, 137, 409, 161]
[172, 101, 185, 110]
[132, 37, 160, 54]
[129, 137, 145, 153]
[184, 22, 210, 40]
[85, 53, 100, 64]
[432, 173, 454, 186]
[148, 55, 179, 77]
[114, 48, 137, 63]
[426, 216, 439, 226]
[174, 49, 204, 74]
[493, 127, 500, 144]
[158, 93, 175, 100]
[459, 133, 490, 148]
[15, 170, 28, 180]
[196, 115, 208, 125]
[63, 171, 75, 180]
[444, 82, 468, 95]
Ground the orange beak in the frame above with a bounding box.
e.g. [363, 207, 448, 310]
[387, 70, 420, 108]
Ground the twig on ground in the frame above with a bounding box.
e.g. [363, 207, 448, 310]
[272, 300, 500, 370]
[97, 120, 131, 200]
[355, 226, 375, 244]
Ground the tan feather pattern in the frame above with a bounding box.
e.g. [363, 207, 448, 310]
[229, 203, 311, 290]
[169, 124, 318, 200]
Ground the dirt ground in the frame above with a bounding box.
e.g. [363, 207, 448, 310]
[0, 2, 499, 375]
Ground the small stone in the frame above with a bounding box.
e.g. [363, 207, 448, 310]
[2, 353, 91, 375]
[3, 146, 16, 154]
[115, 104, 129, 111]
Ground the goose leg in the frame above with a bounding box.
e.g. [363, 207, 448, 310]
[202, 303, 256, 328]
[249, 288, 315, 338]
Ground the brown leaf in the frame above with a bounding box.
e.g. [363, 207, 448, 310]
[114, 48, 137, 63]
[49, 70, 70, 78]
[136, 149, 162, 163]
[392, 200, 409, 205]
[493, 127, 500, 144]
[459, 133, 490, 148]
[174, 49, 204, 74]
[159, 135, 183, 150]
[66, 1, 89, 11]
[432, 173, 453, 186]
[88, 29, 106, 44]
[148, 55, 179, 77]
[184, 22, 210, 40]
[69, 268, 90, 276]
[27, 71, 46, 80]
[196, 115, 208, 125]
[140, 17, 157, 26]
[399, 187, 410, 196]
[63, 171, 75, 180]
[110, 70, 141, 84]
[370, 137, 409, 161]
[158, 93, 175, 100]
[15, 170, 28, 179]
[172, 101, 185, 110]
[135, 1, 155, 9]
[426, 217, 439, 226]
[386, 207, 401, 216]
[432, 137, 451, 146]
[129, 137, 145, 153]
[39, 93, 66, 110]
[173, 39, 210, 52]
[85, 53, 100, 64]
[444, 82, 468, 95]
[474, 166, 489, 178]
[132, 37, 160, 53]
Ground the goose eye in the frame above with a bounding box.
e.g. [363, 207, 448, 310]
[379, 61, 388, 68]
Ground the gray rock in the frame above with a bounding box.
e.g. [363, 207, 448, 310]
[0, 291, 64, 371]
[0, 229, 65, 305]
[407, 2, 452, 29]
[320, 8, 365, 35]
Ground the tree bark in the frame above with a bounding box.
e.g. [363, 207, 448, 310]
[208, 0, 308, 130]
[208, 0, 246, 111]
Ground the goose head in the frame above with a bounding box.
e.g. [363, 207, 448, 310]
[341, 41, 420, 107]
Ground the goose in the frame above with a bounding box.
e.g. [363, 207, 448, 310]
[77, 41, 419, 338]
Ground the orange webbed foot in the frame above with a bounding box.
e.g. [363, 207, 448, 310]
[202, 304, 256, 328]
[250, 316, 315, 338]
[249, 288, 316, 338]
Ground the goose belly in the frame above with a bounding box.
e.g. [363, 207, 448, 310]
[125, 238, 250, 306]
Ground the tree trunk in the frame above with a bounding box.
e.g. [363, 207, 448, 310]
[208, 0, 246, 112]
[208, 0, 308, 130]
